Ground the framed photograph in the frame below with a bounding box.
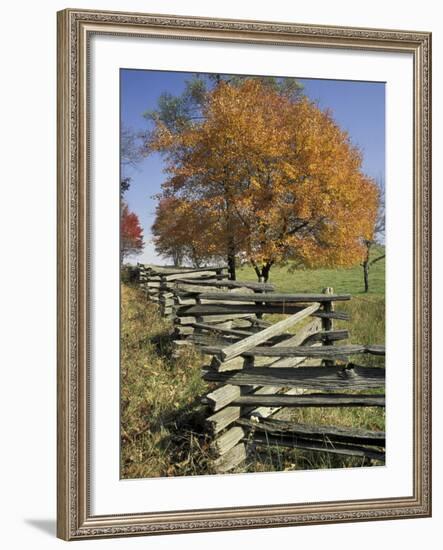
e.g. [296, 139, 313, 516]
[57, 8, 431, 540]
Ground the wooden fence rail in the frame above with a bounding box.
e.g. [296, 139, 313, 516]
[137, 265, 385, 473]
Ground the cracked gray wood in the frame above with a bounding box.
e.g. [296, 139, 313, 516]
[237, 418, 385, 446]
[203, 365, 385, 390]
[216, 303, 321, 362]
[177, 303, 349, 320]
[232, 393, 385, 408]
[203, 344, 385, 359]
[198, 292, 351, 302]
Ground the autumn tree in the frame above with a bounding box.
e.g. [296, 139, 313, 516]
[152, 196, 224, 267]
[144, 75, 302, 279]
[361, 180, 385, 292]
[121, 202, 144, 261]
[151, 197, 185, 266]
[146, 78, 378, 281]
[120, 127, 144, 268]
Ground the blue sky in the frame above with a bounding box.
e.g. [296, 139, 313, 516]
[121, 69, 385, 264]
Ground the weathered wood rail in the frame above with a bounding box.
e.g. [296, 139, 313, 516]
[230, 393, 385, 407]
[203, 365, 385, 390]
[137, 265, 385, 473]
[138, 264, 230, 318]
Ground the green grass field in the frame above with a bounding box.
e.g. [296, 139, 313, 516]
[237, 245, 385, 296]
[121, 251, 385, 478]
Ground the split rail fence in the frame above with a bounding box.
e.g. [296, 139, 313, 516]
[138, 264, 386, 473]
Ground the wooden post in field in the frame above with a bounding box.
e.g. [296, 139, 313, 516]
[322, 287, 335, 366]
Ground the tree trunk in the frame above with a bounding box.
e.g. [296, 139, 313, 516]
[362, 241, 371, 293]
[363, 262, 369, 293]
[228, 248, 236, 281]
[225, 189, 236, 280]
[253, 261, 273, 283]
[172, 249, 182, 267]
[262, 261, 273, 282]
[253, 264, 261, 281]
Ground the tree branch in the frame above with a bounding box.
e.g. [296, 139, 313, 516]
[286, 220, 310, 236]
[369, 254, 385, 266]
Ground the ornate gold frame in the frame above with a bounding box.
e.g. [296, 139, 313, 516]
[57, 8, 431, 540]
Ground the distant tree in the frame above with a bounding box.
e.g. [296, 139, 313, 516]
[151, 197, 185, 266]
[121, 202, 144, 261]
[120, 126, 143, 196]
[146, 78, 378, 282]
[120, 176, 131, 197]
[361, 181, 385, 292]
[152, 196, 223, 267]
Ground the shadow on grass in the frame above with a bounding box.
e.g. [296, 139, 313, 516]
[147, 327, 175, 360]
[244, 438, 383, 473]
[151, 397, 214, 475]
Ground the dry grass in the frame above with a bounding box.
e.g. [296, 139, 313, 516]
[121, 285, 213, 478]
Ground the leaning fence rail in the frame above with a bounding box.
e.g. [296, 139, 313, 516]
[137, 264, 385, 473]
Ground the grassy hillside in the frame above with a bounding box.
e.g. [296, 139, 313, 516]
[237, 246, 385, 296]
[121, 250, 385, 477]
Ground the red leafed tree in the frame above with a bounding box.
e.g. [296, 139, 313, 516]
[121, 202, 144, 261]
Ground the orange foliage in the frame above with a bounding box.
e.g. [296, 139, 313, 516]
[148, 79, 379, 278]
[152, 196, 223, 266]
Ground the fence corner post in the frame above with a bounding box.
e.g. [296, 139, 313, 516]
[322, 287, 335, 366]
